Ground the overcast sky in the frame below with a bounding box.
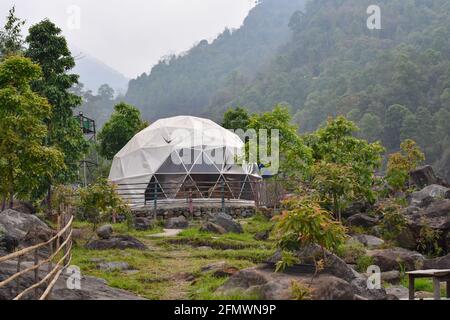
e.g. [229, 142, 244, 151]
[0, 0, 255, 78]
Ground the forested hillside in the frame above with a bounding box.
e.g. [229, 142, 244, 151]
[124, 0, 450, 178]
[124, 0, 306, 120]
[226, 0, 450, 178]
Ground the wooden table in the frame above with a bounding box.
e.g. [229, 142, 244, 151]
[406, 269, 450, 300]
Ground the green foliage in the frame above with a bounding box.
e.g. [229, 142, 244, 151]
[0, 56, 64, 205]
[274, 196, 347, 261]
[98, 102, 148, 160]
[121, 0, 450, 181]
[336, 240, 366, 266]
[386, 139, 425, 191]
[378, 200, 407, 242]
[25, 19, 88, 196]
[222, 107, 251, 130]
[248, 105, 312, 177]
[417, 222, 443, 258]
[290, 281, 312, 300]
[0, 6, 25, 58]
[356, 255, 375, 273]
[307, 116, 385, 206]
[77, 178, 131, 230]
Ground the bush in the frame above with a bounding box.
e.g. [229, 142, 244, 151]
[77, 178, 131, 230]
[273, 196, 347, 271]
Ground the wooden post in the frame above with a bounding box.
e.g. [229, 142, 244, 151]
[34, 248, 39, 299]
[16, 256, 22, 296]
[221, 179, 225, 213]
[433, 277, 441, 300]
[408, 274, 415, 300]
[153, 181, 158, 221]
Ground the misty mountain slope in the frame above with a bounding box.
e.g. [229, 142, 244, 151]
[124, 0, 306, 121]
[71, 48, 129, 95]
[226, 0, 450, 178]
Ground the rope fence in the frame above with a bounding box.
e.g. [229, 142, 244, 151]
[0, 211, 73, 300]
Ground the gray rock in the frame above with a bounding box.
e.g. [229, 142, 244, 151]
[342, 202, 370, 218]
[134, 217, 153, 231]
[353, 234, 385, 249]
[424, 254, 450, 269]
[409, 165, 439, 189]
[86, 235, 147, 250]
[255, 230, 270, 241]
[165, 216, 188, 229]
[268, 244, 387, 300]
[0, 209, 52, 242]
[200, 222, 227, 234]
[216, 266, 381, 300]
[96, 224, 113, 240]
[408, 185, 450, 207]
[346, 214, 378, 228]
[404, 199, 450, 251]
[367, 248, 425, 272]
[201, 261, 239, 277]
[97, 262, 130, 272]
[208, 212, 243, 234]
[381, 271, 401, 284]
[386, 285, 409, 300]
[0, 260, 145, 300]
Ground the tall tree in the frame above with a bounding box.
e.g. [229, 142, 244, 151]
[0, 6, 25, 58]
[222, 107, 251, 130]
[25, 19, 88, 204]
[98, 103, 148, 160]
[0, 56, 64, 209]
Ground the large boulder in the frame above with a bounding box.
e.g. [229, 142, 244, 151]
[408, 185, 450, 208]
[200, 222, 227, 235]
[353, 234, 385, 249]
[424, 254, 450, 269]
[267, 244, 387, 300]
[96, 225, 113, 240]
[404, 200, 450, 252]
[207, 213, 243, 234]
[216, 266, 383, 300]
[134, 217, 154, 231]
[0, 259, 145, 300]
[0, 210, 53, 250]
[86, 235, 147, 250]
[367, 248, 425, 272]
[409, 166, 440, 189]
[346, 214, 378, 229]
[165, 216, 188, 229]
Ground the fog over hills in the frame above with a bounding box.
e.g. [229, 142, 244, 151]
[71, 47, 129, 95]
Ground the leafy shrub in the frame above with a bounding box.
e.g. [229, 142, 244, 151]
[290, 281, 312, 300]
[386, 139, 425, 191]
[356, 255, 375, 273]
[378, 200, 407, 242]
[336, 241, 366, 264]
[77, 178, 131, 230]
[273, 196, 347, 271]
[417, 222, 443, 257]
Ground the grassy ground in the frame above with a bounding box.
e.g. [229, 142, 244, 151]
[71, 214, 275, 300]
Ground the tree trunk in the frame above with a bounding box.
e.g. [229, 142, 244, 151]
[46, 185, 52, 217]
[1, 194, 6, 211]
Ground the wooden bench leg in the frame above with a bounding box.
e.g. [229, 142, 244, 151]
[409, 275, 415, 300]
[433, 277, 441, 300]
[447, 281, 450, 299]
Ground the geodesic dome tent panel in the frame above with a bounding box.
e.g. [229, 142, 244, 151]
[109, 116, 261, 207]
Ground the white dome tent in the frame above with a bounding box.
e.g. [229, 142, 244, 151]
[108, 116, 261, 208]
